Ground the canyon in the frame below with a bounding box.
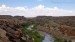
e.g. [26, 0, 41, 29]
[0, 15, 75, 42]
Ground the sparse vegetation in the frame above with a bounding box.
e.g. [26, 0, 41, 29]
[54, 38, 63, 42]
[22, 23, 44, 42]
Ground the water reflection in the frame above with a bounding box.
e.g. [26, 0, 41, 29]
[42, 34, 54, 42]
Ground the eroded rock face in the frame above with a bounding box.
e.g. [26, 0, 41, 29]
[0, 16, 34, 42]
[0, 28, 10, 42]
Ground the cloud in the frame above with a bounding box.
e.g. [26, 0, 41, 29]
[2, 4, 6, 8]
[0, 4, 75, 17]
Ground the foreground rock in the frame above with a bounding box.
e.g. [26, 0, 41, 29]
[0, 15, 34, 42]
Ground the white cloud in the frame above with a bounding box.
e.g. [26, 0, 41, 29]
[0, 4, 75, 17]
[15, 7, 27, 10]
[2, 4, 6, 8]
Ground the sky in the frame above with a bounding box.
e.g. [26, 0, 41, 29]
[0, 0, 75, 17]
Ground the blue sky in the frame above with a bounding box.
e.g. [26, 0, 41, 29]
[0, 0, 75, 10]
[0, 0, 75, 17]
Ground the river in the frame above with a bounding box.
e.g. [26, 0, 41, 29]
[42, 33, 54, 42]
[27, 25, 54, 42]
[38, 31, 54, 42]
